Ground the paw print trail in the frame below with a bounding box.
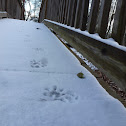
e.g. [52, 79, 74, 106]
[40, 86, 79, 103]
[30, 58, 48, 68]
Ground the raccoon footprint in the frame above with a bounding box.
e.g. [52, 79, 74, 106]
[41, 86, 78, 103]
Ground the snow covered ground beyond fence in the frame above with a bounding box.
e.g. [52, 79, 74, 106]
[0, 19, 126, 126]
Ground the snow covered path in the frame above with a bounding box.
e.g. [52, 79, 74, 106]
[0, 19, 126, 126]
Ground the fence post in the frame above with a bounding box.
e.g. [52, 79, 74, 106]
[80, 0, 89, 31]
[97, 0, 112, 38]
[112, 0, 126, 45]
[74, 0, 83, 29]
[87, 0, 100, 33]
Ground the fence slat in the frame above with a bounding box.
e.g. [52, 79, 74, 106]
[61, 0, 64, 23]
[67, 0, 73, 26]
[52, 0, 55, 21]
[63, 0, 67, 24]
[44, 0, 48, 19]
[58, 0, 62, 23]
[5, 0, 7, 11]
[44, 20, 126, 92]
[0, 0, 24, 19]
[80, 0, 89, 31]
[52, 0, 54, 20]
[74, 0, 83, 29]
[39, 0, 45, 22]
[122, 27, 126, 46]
[46, 0, 50, 20]
[39, 0, 126, 47]
[87, 0, 100, 33]
[61, 0, 65, 23]
[97, 0, 112, 38]
[64, 0, 69, 24]
[40, 0, 47, 21]
[0, 0, 4, 11]
[112, 0, 126, 45]
[61, 0, 66, 24]
[70, 0, 78, 27]
[58, 0, 62, 22]
[55, 0, 60, 22]
[0, 3, 1, 11]
[60, 0, 64, 23]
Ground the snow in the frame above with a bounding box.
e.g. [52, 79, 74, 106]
[0, 11, 7, 14]
[0, 19, 126, 126]
[59, 37, 98, 71]
[44, 19, 126, 52]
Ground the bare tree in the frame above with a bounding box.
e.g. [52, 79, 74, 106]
[24, 0, 42, 20]
[32, 0, 42, 18]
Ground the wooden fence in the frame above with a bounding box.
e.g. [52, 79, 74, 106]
[39, 0, 126, 92]
[0, 0, 25, 20]
[39, 0, 126, 46]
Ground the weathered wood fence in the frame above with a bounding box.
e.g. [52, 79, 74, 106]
[39, 0, 126, 46]
[0, 0, 25, 20]
[39, 0, 126, 92]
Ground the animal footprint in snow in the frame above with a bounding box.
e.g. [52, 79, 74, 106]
[30, 60, 40, 68]
[24, 39, 31, 42]
[30, 58, 48, 68]
[33, 48, 44, 52]
[40, 58, 48, 67]
[25, 34, 30, 37]
[41, 86, 78, 103]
